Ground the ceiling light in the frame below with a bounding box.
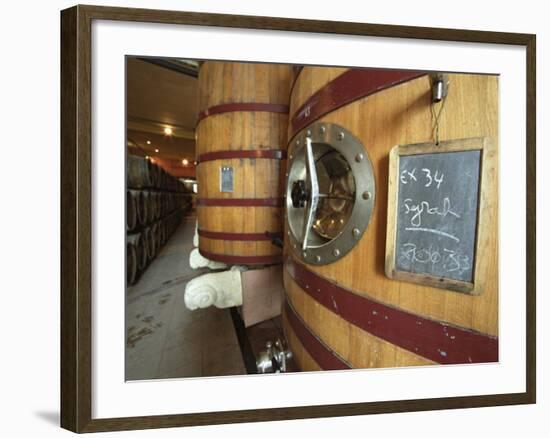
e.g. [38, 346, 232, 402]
[163, 127, 173, 136]
[146, 140, 151, 145]
[155, 148, 159, 153]
[145, 155, 150, 159]
[182, 159, 189, 166]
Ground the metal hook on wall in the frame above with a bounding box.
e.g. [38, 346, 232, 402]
[430, 73, 449, 146]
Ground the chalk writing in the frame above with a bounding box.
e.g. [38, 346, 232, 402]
[403, 198, 460, 227]
[398, 243, 471, 274]
[404, 227, 459, 243]
[394, 150, 481, 283]
[400, 167, 444, 189]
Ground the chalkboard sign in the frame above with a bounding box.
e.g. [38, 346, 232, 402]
[386, 138, 487, 293]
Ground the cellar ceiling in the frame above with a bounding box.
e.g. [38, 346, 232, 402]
[126, 57, 198, 161]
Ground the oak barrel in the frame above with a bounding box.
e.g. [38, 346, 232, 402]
[143, 226, 155, 261]
[127, 154, 157, 189]
[128, 232, 147, 272]
[126, 190, 137, 232]
[195, 61, 292, 266]
[282, 67, 499, 371]
[126, 241, 137, 286]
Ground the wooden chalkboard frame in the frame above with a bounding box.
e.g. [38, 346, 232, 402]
[385, 137, 494, 294]
[61, 4, 535, 433]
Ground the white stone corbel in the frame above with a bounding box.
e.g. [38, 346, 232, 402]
[189, 248, 227, 270]
[184, 266, 244, 310]
[193, 220, 199, 247]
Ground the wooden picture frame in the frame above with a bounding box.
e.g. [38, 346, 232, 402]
[61, 4, 536, 433]
[385, 137, 494, 294]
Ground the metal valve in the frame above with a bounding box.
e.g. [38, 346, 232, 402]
[255, 339, 293, 373]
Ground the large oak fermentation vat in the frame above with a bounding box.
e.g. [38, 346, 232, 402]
[282, 67, 499, 371]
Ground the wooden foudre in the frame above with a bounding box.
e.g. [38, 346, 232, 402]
[283, 67, 499, 370]
[196, 62, 292, 265]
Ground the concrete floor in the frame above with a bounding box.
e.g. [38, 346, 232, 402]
[125, 214, 246, 381]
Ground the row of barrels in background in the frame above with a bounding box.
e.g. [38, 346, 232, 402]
[127, 154, 193, 286]
[127, 208, 187, 286]
[127, 189, 191, 232]
[128, 154, 188, 192]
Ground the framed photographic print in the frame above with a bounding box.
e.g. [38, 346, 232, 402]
[60, 4, 536, 433]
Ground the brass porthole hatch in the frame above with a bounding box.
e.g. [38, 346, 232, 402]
[286, 122, 376, 265]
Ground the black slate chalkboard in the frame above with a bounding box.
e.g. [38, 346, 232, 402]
[394, 150, 481, 283]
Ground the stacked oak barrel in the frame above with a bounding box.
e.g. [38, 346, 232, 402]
[127, 154, 192, 285]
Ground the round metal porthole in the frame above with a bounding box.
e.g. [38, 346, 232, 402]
[286, 122, 375, 265]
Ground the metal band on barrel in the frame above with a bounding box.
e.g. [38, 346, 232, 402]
[198, 229, 282, 241]
[284, 299, 351, 371]
[196, 149, 287, 164]
[285, 258, 498, 365]
[289, 69, 426, 139]
[196, 198, 284, 207]
[197, 102, 289, 124]
[198, 250, 282, 265]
